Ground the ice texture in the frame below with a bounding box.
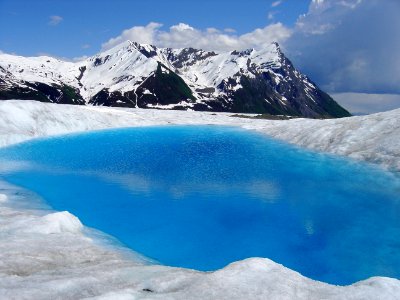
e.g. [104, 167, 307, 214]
[0, 100, 399, 171]
[0, 100, 400, 299]
[1, 181, 400, 299]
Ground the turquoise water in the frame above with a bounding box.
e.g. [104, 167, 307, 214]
[0, 126, 399, 285]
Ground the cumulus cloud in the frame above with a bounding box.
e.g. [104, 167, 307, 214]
[224, 28, 236, 33]
[101, 22, 292, 52]
[271, 1, 284, 8]
[48, 15, 63, 26]
[286, 0, 400, 94]
[102, 22, 162, 50]
[296, 0, 361, 35]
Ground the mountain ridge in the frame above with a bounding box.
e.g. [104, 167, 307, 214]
[0, 40, 350, 118]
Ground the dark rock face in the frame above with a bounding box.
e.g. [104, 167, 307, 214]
[165, 48, 218, 69]
[89, 89, 133, 107]
[144, 45, 349, 118]
[215, 55, 351, 118]
[135, 63, 196, 107]
[0, 42, 351, 118]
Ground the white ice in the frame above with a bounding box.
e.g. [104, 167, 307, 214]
[0, 100, 400, 299]
[0, 100, 399, 171]
[1, 181, 400, 300]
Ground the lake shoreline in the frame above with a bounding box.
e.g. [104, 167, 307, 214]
[1, 100, 400, 299]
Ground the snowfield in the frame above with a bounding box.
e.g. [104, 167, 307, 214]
[0, 100, 400, 299]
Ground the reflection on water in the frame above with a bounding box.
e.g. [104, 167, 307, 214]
[0, 125, 399, 285]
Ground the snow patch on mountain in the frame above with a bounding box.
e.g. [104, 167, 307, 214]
[1, 41, 282, 102]
[0, 53, 78, 87]
[0, 41, 350, 118]
[79, 42, 160, 99]
[160, 43, 281, 90]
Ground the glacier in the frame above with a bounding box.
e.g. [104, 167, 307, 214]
[0, 100, 398, 171]
[0, 100, 400, 299]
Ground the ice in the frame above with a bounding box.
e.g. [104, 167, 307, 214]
[0, 100, 399, 172]
[24, 211, 83, 234]
[0, 194, 7, 203]
[0, 100, 400, 299]
[1, 181, 399, 300]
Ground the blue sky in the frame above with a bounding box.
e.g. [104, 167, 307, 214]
[0, 0, 309, 58]
[1, 0, 399, 113]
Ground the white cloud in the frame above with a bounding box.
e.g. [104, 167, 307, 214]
[171, 23, 194, 31]
[239, 23, 291, 48]
[271, 1, 283, 8]
[224, 28, 236, 33]
[48, 15, 63, 26]
[81, 44, 91, 49]
[102, 22, 291, 52]
[286, 0, 400, 94]
[268, 11, 277, 20]
[101, 22, 163, 50]
[206, 27, 219, 34]
[296, 0, 362, 35]
[332, 93, 400, 115]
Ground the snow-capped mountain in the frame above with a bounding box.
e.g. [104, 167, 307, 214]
[0, 41, 350, 118]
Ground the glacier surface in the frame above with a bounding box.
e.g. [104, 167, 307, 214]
[0, 100, 399, 171]
[0, 100, 400, 299]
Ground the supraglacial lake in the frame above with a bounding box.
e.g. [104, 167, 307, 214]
[0, 126, 399, 285]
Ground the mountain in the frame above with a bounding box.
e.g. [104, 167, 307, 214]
[0, 41, 350, 118]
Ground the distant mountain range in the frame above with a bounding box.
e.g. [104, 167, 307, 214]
[0, 41, 350, 118]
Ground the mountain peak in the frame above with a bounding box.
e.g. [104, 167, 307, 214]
[103, 40, 284, 64]
[0, 40, 350, 118]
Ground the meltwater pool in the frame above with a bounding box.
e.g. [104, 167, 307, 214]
[0, 126, 399, 285]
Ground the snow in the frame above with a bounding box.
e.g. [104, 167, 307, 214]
[1, 180, 400, 300]
[0, 53, 79, 87]
[80, 42, 159, 99]
[0, 41, 285, 104]
[0, 100, 400, 299]
[162, 44, 281, 92]
[24, 211, 83, 235]
[0, 194, 7, 203]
